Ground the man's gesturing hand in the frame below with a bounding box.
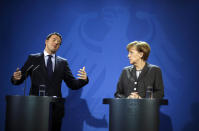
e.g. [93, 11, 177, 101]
[13, 68, 22, 80]
[77, 66, 87, 81]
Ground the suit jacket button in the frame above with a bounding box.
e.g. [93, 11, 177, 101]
[134, 88, 136, 91]
[134, 82, 137, 85]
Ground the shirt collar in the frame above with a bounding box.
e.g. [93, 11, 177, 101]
[43, 50, 55, 58]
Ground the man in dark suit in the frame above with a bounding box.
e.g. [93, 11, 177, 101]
[11, 32, 89, 130]
[114, 41, 164, 99]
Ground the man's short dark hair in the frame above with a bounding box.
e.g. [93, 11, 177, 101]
[46, 32, 62, 44]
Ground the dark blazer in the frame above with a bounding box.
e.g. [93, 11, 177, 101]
[11, 53, 88, 97]
[114, 63, 164, 98]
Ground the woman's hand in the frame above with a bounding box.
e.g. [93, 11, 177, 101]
[127, 92, 141, 99]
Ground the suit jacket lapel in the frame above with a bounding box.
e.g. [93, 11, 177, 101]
[137, 63, 149, 81]
[128, 65, 137, 82]
[38, 53, 49, 81]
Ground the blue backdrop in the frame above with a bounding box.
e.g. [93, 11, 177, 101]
[1, 0, 199, 131]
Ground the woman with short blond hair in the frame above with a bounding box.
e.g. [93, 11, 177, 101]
[115, 41, 164, 99]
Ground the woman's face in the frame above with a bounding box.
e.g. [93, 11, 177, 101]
[128, 46, 143, 65]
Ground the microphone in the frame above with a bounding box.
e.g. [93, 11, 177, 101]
[33, 65, 40, 72]
[24, 65, 34, 96]
[24, 64, 34, 79]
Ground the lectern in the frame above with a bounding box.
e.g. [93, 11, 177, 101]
[5, 95, 65, 131]
[103, 98, 168, 131]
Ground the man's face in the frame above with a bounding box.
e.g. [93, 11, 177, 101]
[128, 46, 143, 65]
[45, 34, 61, 54]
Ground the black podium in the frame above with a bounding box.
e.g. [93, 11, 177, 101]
[5, 95, 65, 131]
[103, 98, 168, 131]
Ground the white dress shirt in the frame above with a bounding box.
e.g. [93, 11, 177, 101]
[136, 70, 142, 79]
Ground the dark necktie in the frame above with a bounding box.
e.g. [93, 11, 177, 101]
[47, 55, 53, 79]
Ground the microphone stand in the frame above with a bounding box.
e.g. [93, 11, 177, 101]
[24, 65, 33, 96]
[24, 72, 28, 96]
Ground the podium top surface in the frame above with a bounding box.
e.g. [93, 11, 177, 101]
[6, 95, 65, 103]
[103, 98, 168, 105]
